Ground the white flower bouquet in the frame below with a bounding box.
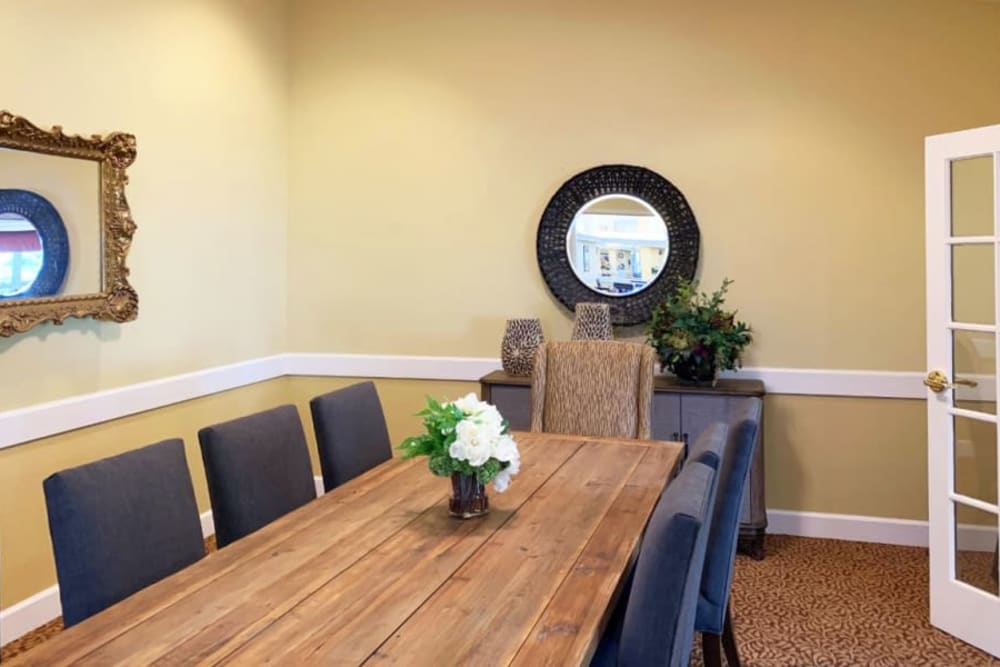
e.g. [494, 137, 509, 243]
[399, 393, 521, 493]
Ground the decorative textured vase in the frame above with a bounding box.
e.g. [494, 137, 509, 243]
[501, 318, 544, 376]
[449, 472, 489, 518]
[571, 303, 613, 340]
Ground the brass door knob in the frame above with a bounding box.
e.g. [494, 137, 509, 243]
[924, 370, 979, 393]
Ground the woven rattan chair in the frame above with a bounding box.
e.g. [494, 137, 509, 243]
[529, 340, 655, 440]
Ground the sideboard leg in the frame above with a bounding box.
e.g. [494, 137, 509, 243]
[737, 533, 766, 560]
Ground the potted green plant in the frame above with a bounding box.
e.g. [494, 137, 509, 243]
[646, 278, 752, 386]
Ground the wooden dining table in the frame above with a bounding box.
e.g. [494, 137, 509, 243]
[13, 431, 682, 666]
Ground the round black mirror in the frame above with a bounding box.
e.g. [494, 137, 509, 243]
[536, 165, 699, 326]
[0, 189, 69, 299]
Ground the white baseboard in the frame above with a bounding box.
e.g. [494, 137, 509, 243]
[200, 510, 214, 541]
[767, 510, 930, 547]
[957, 523, 999, 552]
[0, 585, 60, 648]
[767, 509, 997, 551]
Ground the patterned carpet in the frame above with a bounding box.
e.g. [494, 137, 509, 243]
[713, 536, 999, 667]
[2, 535, 998, 665]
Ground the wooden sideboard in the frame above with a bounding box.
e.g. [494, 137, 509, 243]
[480, 370, 768, 559]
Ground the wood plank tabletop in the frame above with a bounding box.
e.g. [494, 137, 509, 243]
[11, 432, 682, 667]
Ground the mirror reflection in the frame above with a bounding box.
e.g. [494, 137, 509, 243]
[0, 213, 43, 297]
[565, 194, 669, 296]
[0, 147, 102, 298]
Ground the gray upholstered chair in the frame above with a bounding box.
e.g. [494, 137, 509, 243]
[592, 456, 721, 666]
[696, 399, 763, 667]
[198, 405, 316, 548]
[530, 341, 655, 440]
[309, 381, 393, 492]
[43, 439, 205, 627]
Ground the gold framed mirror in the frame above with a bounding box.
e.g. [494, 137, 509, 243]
[0, 111, 138, 336]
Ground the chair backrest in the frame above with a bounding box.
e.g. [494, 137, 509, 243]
[529, 341, 654, 440]
[618, 459, 719, 667]
[696, 398, 763, 635]
[309, 381, 393, 492]
[43, 439, 204, 627]
[686, 422, 729, 470]
[198, 404, 316, 548]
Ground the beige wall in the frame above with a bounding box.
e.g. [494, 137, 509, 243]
[766, 395, 927, 520]
[0, 149, 101, 294]
[3, 0, 1000, 617]
[0, 0, 289, 411]
[287, 0, 1000, 369]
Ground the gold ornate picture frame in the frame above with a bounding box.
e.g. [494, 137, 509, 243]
[0, 111, 138, 336]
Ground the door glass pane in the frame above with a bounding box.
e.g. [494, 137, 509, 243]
[953, 330, 996, 414]
[952, 244, 995, 324]
[954, 502, 999, 597]
[951, 155, 994, 237]
[953, 415, 998, 505]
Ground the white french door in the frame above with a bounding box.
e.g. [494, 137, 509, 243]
[926, 123, 1000, 657]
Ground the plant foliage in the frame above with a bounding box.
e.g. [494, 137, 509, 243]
[646, 278, 752, 381]
[398, 394, 519, 490]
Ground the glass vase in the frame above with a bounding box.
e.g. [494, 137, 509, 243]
[449, 472, 489, 519]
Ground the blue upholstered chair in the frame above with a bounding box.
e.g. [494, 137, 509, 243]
[309, 381, 393, 492]
[198, 405, 316, 548]
[687, 422, 730, 471]
[592, 452, 722, 666]
[43, 439, 205, 627]
[696, 398, 763, 667]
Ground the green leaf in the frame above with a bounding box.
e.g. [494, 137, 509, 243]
[476, 458, 501, 484]
[646, 277, 753, 374]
